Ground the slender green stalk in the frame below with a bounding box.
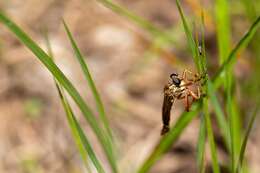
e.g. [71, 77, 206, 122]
[197, 113, 206, 173]
[236, 103, 260, 173]
[43, 33, 92, 172]
[205, 97, 220, 173]
[215, 0, 231, 64]
[215, 1, 237, 171]
[196, 14, 206, 173]
[56, 85, 106, 173]
[62, 21, 117, 172]
[176, 0, 201, 72]
[199, 14, 220, 172]
[207, 80, 230, 150]
[62, 20, 114, 145]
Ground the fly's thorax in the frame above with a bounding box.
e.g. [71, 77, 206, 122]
[168, 81, 185, 97]
[169, 84, 178, 91]
[180, 80, 186, 88]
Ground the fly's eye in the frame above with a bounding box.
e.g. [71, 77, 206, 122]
[172, 77, 181, 86]
[170, 73, 178, 78]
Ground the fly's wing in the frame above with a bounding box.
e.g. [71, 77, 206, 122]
[161, 85, 174, 135]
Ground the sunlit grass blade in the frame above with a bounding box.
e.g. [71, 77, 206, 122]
[229, 93, 243, 173]
[197, 113, 206, 173]
[175, 0, 201, 72]
[62, 20, 114, 143]
[213, 16, 260, 85]
[43, 33, 92, 172]
[0, 12, 117, 173]
[196, 13, 206, 173]
[197, 9, 220, 173]
[137, 103, 201, 173]
[57, 84, 106, 173]
[205, 102, 220, 173]
[235, 102, 260, 173]
[199, 11, 207, 74]
[62, 20, 117, 171]
[95, 0, 176, 45]
[207, 80, 230, 150]
[215, 1, 239, 169]
[215, 0, 231, 64]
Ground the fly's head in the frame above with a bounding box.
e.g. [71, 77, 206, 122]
[170, 73, 181, 87]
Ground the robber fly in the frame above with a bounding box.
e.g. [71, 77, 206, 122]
[161, 70, 206, 135]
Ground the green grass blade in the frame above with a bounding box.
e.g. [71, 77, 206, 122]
[175, 0, 201, 72]
[0, 12, 117, 173]
[235, 103, 260, 173]
[228, 92, 242, 173]
[213, 16, 260, 85]
[207, 80, 230, 150]
[56, 84, 105, 173]
[137, 103, 201, 173]
[197, 113, 206, 173]
[62, 21, 117, 171]
[95, 0, 176, 45]
[43, 33, 92, 172]
[62, 20, 114, 143]
[196, 14, 207, 173]
[204, 99, 220, 173]
[215, 0, 231, 64]
[197, 11, 220, 173]
[199, 11, 207, 74]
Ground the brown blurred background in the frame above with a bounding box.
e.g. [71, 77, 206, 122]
[0, 0, 260, 173]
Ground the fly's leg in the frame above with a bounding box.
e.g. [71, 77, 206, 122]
[181, 69, 193, 79]
[181, 69, 193, 83]
[180, 82, 193, 87]
[184, 93, 190, 112]
[189, 88, 200, 102]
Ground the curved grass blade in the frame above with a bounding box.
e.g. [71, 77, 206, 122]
[62, 20, 114, 143]
[0, 12, 117, 173]
[207, 80, 230, 150]
[198, 11, 230, 152]
[228, 91, 242, 173]
[95, 0, 176, 45]
[235, 102, 260, 173]
[204, 100, 220, 173]
[175, 0, 201, 72]
[43, 33, 92, 172]
[197, 113, 206, 173]
[196, 14, 207, 173]
[213, 16, 260, 85]
[137, 103, 201, 173]
[57, 84, 106, 173]
[215, 0, 231, 64]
